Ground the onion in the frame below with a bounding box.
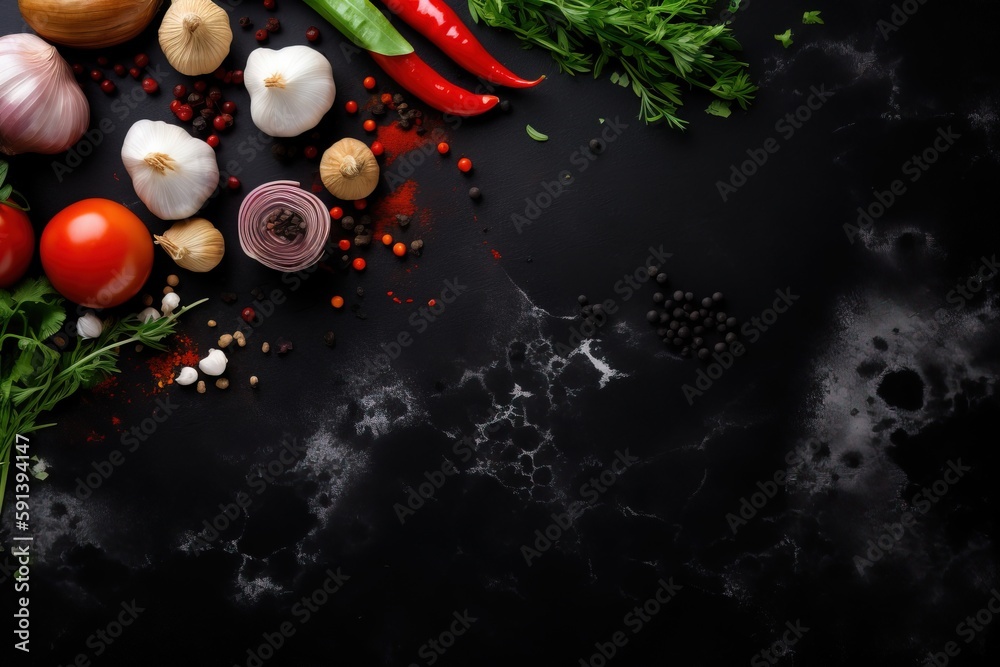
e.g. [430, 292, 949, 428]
[238, 181, 331, 272]
[0, 34, 89, 156]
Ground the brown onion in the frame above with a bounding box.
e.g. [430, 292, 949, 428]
[238, 180, 331, 272]
[19, 0, 163, 49]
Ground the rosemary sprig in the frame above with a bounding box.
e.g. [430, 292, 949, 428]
[467, 0, 757, 128]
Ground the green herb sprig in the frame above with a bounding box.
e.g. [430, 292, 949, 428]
[0, 277, 205, 511]
[467, 0, 757, 128]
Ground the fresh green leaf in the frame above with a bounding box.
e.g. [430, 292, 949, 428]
[802, 11, 824, 25]
[0, 185, 10, 202]
[706, 100, 732, 117]
[526, 124, 549, 141]
[774, 29, 794, 48]
[610, 71, 620, 84]
[0, 160, 7, 186]
[11, 277, 58, 308]
[728, 0, 742, 12]
[301, 0, 413, 56]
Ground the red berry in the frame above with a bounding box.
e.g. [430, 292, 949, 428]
[206, 134, 220, 148]
[354, 199, 367, 210]
[100, 79, 116, 94]
[370, 141, 384, 157]
[437, 142, 449, 155]
[338, 239, 351, 252]
[170, 100, 182, 112]
[330, 206, 343, 220]
[72, 63, 84, 76]
[345, 100, 358, 114]
[141, 78, 158, 94]
[241, 306, 255, 322]
[213, 114, 234, 131]
[89, 69, 103, 82]
[232, 70, 245, 85]
[194, 80, 207, 93]
[304, 145, 318, 159]
[255, 28, 268, 42]
[113, 64, 127, 77]
[212, 66, 227, 80]
[96, 56, 109, 67]
[172, 84, 188, 99]
[133, 53, 150, 68]
[457, 157, 473, 173]
[352, 257, 366, 271]
[363, 119, 376, 133]
[380, 93, 393, 105]
[306, 26, 320, 42]
[362, 76, 376, 90]
[223, 71, 233, 84]
[176, 104, 194, 122]
[263, 0, 276, 9]
[221, 100, 237, 114]
[228, 176, 241, 190]
[129, 67, 142, 80]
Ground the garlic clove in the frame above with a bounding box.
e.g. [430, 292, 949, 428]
[161, 292, 181, 315]
[153, 217, 225, 272]
[138, 307, 162, 323]
[245, 46, 336, 138]
[320, 138, 379, 200]
[158, 0, 233, 76]
[175, 366, 199, 385]
[198, 348, 228, 376]
[122, 120, 220, 220]
[76, 311, 104, 340]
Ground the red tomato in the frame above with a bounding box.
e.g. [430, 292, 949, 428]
[40, 199, 153, 308]
[0, 202, 34, 288]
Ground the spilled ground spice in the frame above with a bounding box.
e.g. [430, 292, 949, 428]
[371, 179, 420, 236]
[145, 333, 201, 393]
[376, 121, 438, 167]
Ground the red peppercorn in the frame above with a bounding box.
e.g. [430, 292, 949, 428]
[176, 104, 194, 122]
[228, 176, 241, 190]
[363, 76, 376, 90]
[113, 64, 127, 77]
[330, 206, 343, 220]
[221, 100, 237, 114]
[133, 53, 150, 68]
[457, 157, 473, 173]
[206, 134, 220, 148]
[392, 242, 407, 257]
[129, 67, 142, 80]
[437, 142, 449, 155]
[354, 199, 367, 210]
[172, 84, 188, 99]
[100, 79, 116, 94]
[169, 100, 181, 113]
[89, 69, 103, 82]
[141, 78, 159, 94]
[194, 80, 207, 93]
[223, 71, 233, 85]
[265, 17, 280, 32]
[263, 0, 276, 9]
[380, 93, 393, 105]
[363, 119, 376, 133]
[338, 239, 351, 251]
[370, 141, 384, 156]
[241, 306, 255, 322]
[351, 257, 366, 271]
[232, 70, 245, 85]
[72, 63, 84, 76]
[305, 26, 320, 42]
[213, 113, 234, 131]
[303, 145, 318, 159]
[255, 28, 268, 42]
[212, 65, 227, 80]
[96, 56, 109, 66]
[345, 100, 358, 114]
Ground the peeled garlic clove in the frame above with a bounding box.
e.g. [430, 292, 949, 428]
[199, 348, 228, 376]
[76, 311, 104, 339]
[159, 0, 232, 76]
[122, 119, 220, 220]
[161, 292, 181, 315]
[175, 366, 198, 385]
[153, 217, 225, 272]
[245, 46, 336, 138]
[320, 138, 380, 200]
[138, 307, 162, 323]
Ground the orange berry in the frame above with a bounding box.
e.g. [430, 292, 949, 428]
[393, 242, 407, 257]
[338, 239, 351, 251]
[352, 257, 366, 271]
[363, 119, 376, 132]
[381, 233, 393, 246]
[330, 295, 344, 308]
[457, 157, 473, 172]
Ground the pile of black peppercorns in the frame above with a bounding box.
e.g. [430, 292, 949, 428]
[642, 266, 739, 360]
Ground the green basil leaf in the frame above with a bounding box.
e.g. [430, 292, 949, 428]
[302, 0, 413, 56]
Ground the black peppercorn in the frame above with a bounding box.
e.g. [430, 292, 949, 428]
[239, 16, 252, 28]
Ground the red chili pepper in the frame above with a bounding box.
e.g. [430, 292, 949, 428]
[369, 51, 499, 116]
[381, 0, 543, 88]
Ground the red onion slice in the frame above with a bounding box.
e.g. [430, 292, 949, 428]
[238, 180, 331, 272]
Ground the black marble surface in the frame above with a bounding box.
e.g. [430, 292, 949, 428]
[3, 0, 1000, 665]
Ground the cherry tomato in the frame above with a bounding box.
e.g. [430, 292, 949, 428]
[0, 202, 34, 288]
[40, 199, 153, 308]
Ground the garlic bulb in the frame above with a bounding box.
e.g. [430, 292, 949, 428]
[320, 138, 380, 200]
[159, 0, 233, 76]
[19, 0, 163, 49]
[122, 120, 220, 220]
[175, 366, 198, 385]
[0, 34, 89, 155]
[153, 217, 225, 272]
[199, 348, 227, 376]
[245, 46, 336, 137]
[76, 311, 103, 340]
[161, 292, 180, 315]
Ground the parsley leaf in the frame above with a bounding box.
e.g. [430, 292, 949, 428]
[774, 29, 794, 48]
[803, 11, 824, 25]
[706, 100, 732, 118]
